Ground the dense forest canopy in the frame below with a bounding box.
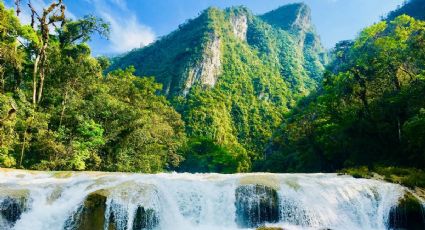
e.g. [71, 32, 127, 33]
[261, 15, 425, 173]
[0, 1, 185, 172]
[0, 0, 424, 176]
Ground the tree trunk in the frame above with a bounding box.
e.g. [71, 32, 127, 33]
[37, 68, 45, 104]
[32, 55, 40, 105]
[19, 130, 28, 168]
[37, 43, 48, 104]
[59, 88, 69, 127]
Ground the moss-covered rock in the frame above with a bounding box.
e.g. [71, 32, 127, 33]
[388, 192, 425, 230]
[256, 227, 284, 230]
[65, 190, 114, 230]
[235, 184, 279, 228]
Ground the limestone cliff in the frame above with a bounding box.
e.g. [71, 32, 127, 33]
[184, 33, 221, 95]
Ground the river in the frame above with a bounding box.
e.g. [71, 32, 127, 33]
[0, 169, 423, 230]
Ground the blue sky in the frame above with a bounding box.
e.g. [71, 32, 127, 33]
[5, 0, 405, 55]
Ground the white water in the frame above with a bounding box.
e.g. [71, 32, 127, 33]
[0, 169, 419, 230]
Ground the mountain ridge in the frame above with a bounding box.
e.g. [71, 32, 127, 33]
[387, 0, 425, 21]
[108, 3, 327, 170]
[109, 3, 326, 96]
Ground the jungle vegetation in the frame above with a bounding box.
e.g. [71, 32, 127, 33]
[0, 0, 424, 178]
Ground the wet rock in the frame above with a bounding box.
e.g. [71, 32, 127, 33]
[132, 206, 159, 230]
[66, 189, 160, 230]
[388, 192, 425, 230]
[0, 189, 29, 228]
[65, 190, 118, 230]
[235, 184, 279, 228]
[0, 197, 26, 224]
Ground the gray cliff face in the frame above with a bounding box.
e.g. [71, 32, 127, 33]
[183, 10, 249, 96]
[287, 3, 313, 35]
[230, 14, 248, 41]
[184, 33, 222, 95]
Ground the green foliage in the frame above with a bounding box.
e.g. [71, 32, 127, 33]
[58, 15, 110, 46]
[0, 93, 17, 167]
[0, 2, 25, 93]
[265, 16, 425, 174]
[340, 166, 425, 189]
[0, 3, 186, 173]
[4, 1, 423, 179]
[339, 167, 373, 179]
[375, 167, 425, 188]
[178, 137, 247, 173]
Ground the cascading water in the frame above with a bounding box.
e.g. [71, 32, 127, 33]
[0, 169, 423, 230]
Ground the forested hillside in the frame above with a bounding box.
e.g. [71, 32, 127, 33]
[387, 0, 425, 21]
[110, 4, 327, 172]
[260, 14, 425, 173]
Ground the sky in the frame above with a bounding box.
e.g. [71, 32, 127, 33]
[5, 0, 406, 56]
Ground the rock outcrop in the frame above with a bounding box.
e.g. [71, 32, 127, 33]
[184, 33, 221, 95]
[388, 192, 425, 230]
[230, 14, 248, 41]
[235, 184, 279, 228]
[65, 190, 111, 230]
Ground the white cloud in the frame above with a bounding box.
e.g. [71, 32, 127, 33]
[87, 0, 156, 53]
[102, 13, 155, 53]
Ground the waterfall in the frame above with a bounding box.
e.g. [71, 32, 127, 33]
[0, 169, 423, 230]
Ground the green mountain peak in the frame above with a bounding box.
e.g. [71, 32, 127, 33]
[108, 3, 328, 169]
[260, 3, 312, 32]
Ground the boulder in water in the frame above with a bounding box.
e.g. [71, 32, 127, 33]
[388, 192, 425, 230]
[0, 189, 29, 228]
[65, 190, 114, 230]
[66, 189, 159, 230]
[235, 184, 279, 228]
[132, 206, 159, 230]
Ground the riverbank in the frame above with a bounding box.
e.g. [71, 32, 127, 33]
[339, 166, 425, 200]
[340, 166, 425, 188]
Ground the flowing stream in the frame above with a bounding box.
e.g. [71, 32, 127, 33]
[0, 169, 423, 230]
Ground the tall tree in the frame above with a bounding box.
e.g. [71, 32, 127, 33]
[15, 0, 66, 104]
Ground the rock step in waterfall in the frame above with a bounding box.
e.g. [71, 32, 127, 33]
[0, 170, 424, 230]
